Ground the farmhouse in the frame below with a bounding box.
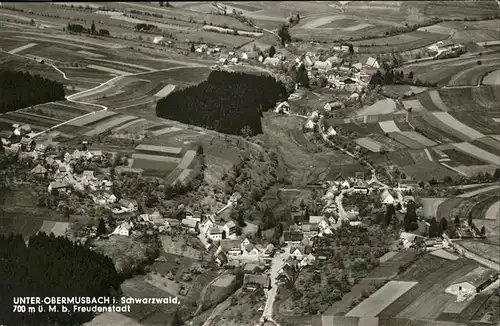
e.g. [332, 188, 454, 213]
[381, 189, 395, 205]
[324, 101, 343, 112]
[326, 55, 341, 65]
[230, 57, 238, 64]
[244, 243, 262, 255]
[300, 223, 319, 238]
[326, 126, 337, 137]
[243, 274, 270, 291]
[309, 216, 329, 229]
[208, 227, 223, 241]
[20, 136, 36, 151]
[223, 220, 237, 238]
[118, 199, 138, 212]
[181, 218, 199, 232]
[243, 263, 265, 274]
[351, 62, 363, 72]
[48, 181, 70, 193]
[220, 239, 243, 256]
[304, 119, 315, 131]
[397, 180, 420, 191]
[200, 215, 215, 233]
[365, 57, 380, 68]
[290, 245, 312, 260]
[112, 222, 132, 237]
[275, 101, 290, 114]
[277, 264, 296, 284]
[263, 243, 275, 257]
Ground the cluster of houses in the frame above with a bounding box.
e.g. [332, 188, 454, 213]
[426, 40, 466, 59]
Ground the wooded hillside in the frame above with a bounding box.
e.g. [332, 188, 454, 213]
[156, 70, 288, 136]
[0, 69, 65, 114]
[0, 232, 121, 326]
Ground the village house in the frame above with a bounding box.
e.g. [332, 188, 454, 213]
[244, 243, 262, 255]
[30, 164, 47, 177]
[326, 55, 342, 65]
[277, 263, 296, 285]
[243, 274, 270, 291]
[216, 251, 228, 266]
[309, 216, 329, 230]
[326, 126, 337, 138]
[220, 239, 243, 256]
[324, 101, 343, 112]
[351, 62, 363, 72]
[200, 215, 215, 234]
[118, 199, 138, 213]
[290, 245, 312, 260]
[300, 224, 320, 238]
[230, 57, 239, 64]
[208, 226, 223, 241]
[112, 222, 133, 237]
[352, 180, 369, 194]
[365, 56, 380, 68]
[275, 101, 290, 114]
[48, 181, 70, 193]
[20, 136, 36, 151]
[283, 231, 304, 245]
[304, 119, 315, 131]
[397, 180, 420, 192]
[223, 220, 237, 239]
[381, 189, 395, 205]
[181, 218, 199, 233]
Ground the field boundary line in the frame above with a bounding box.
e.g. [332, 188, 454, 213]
[424, 148, 433, 161]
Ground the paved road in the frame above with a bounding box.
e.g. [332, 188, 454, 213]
[261, 249, 289, 324]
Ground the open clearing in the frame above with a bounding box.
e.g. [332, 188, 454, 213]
[452, 143, 500, 166]
[346, 281, 418, 317]
[388, 132, 426, 149]
[379, 120, 401, 133]
[135, 144, 183, 156]
[77, 50, 105, 58]
[358, 99, 396, 116]
[432, 112, 485, 140]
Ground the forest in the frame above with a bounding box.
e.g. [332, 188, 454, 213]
[156, 70, 288, 136]
[0, 232, 121, 326]
[0, 69, 65, 114]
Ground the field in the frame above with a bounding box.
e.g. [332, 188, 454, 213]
[452, 142, 500, 166]
[421, 198, 448, 218]
[379, 120, 401, 133]
[0, 185, 67, 240]
[358, 99, 397, 116]
[401, 131, 437, 147]
[450, 112, 499, 135]
[84, 115, 139, 136]
[346, 281, 418, 318]
[377, 254, 482, 324]
[409, 112, 461, 143]
[388, 132, 426, 149]
[68, 110, 118, 127]
[442, 149, 488, 166]
[355, 137, 384, 152]
[400, 161, 459, 181]
[471, 137, 500, 157]
[458, 240, 500, 264]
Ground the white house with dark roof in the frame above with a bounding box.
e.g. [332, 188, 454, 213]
[208, 226, 223, 241]
[365, 57, 380, 68]
[381, 189, 395, 205]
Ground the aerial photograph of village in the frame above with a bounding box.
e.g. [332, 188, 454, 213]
[0, 1, 499, 326]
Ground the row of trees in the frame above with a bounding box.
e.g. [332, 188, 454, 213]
[0, 232, 121, 326]
[156, 71, 288, 136]
[66, 22, 109, 36]
[0, 69, 65, 113]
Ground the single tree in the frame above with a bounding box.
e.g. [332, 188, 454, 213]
[348, 43, 354, 56]
[159, 1, 163, 6]
[296, 13, 300, 22]
[480, 226, 486, 235]
[408, 71, 414, 80]
[96, 218, 106, 236]
[428, 218, 439, 237]
[439, 217, 448, 231]
[454, 216, 460, 226]
[278, 24, 291, 46]
[190, 43, 195, 52]
[269, 45, 276, 58]
[91, 20, 96, 34]
[493, 168, 500, 180]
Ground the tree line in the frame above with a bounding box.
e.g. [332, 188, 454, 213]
[156, 71, 288, 136]
[0, 232, 121, 326]
[0, 69, 65, 114]
[66, 22, 110, 36]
